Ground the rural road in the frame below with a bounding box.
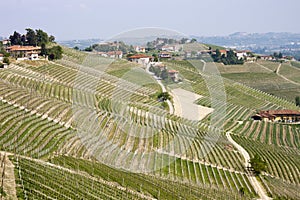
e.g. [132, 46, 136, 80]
[226, 132, 271, 200]
[145, 63, 174, 114]
[0, 152, 18, 200]
[156, 79, 174, 114]
[276, 63, 300, 86]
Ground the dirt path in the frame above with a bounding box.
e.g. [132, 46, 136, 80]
[0, 152, 17, 200]
[256, 63, 275, 73]
[226, 132, 271, 200]
[145, 63, 174, 114]
[156, 79, 174, 114]
[276, 63, 300, 86]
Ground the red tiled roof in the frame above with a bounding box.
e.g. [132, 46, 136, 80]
[107, 51, 123, 55]
[159, 51, 171, 54]
[7, 45, 41, 51]
[168, 70, 178, 73]
[259, 110, 300, 117]
[0, 54, 3, 57]
[128, 54, 153, 59]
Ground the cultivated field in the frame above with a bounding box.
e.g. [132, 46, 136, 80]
[0, 48, 298, 199]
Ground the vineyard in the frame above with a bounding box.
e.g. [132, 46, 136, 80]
[0, 47, 298, 199]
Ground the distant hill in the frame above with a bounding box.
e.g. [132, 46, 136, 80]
[193, 32, 300, 59]
[58, 38, 104, 49]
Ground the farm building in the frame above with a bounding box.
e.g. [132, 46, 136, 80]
[97, 51, 123, 59]
[168, 70, 179, 82]
[158, 52, 172, 58]
[252, 110, 300, 123]
[128, 54, 153, 65]
[6, 45, 41, 60]
[134, 46, 146, 53]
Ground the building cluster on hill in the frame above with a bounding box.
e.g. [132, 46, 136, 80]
[149, 62, 180, 82]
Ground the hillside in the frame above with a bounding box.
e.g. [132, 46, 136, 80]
[0, 46, 298, 200]
[219, 60, 300, 102]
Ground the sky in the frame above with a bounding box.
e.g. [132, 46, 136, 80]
[1, 0, 300, 40]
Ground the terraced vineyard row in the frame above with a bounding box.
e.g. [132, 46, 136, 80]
[13, 157, 149, 200]
[260, 175, 300, 200]
[167, 60, 298, 111]
[231, 136, 300, 186]
[50, 155, 256, 199]
[0, 58, 249, 173]
[0, 100, 83, 158]
[232, 120, 300, 148]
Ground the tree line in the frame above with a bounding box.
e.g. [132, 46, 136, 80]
[9, 29, 55, 46]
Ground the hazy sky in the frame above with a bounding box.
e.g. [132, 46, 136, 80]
[1, 0, 299, 40]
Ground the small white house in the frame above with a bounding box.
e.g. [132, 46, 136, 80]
[161, 45, 181, 52]
[134, 46, 146, 53]
[0, 54, 3, 61]
[128, 54, 153, 65]
[97, 51, 123, 59]
[235, 50, 249, 60]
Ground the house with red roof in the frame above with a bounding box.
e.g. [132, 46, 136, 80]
[98, 51, 123, 59]
[252, 110, 300, 123]
[6, 45, 41, 60]
[128, 54, 153, 65]
[158, 52, 172, 59]
[168, 70, 179, 82]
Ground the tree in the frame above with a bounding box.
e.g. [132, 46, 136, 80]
[157, 92, 171, 101]
[36, 29, 49, 46]
[160, 69, 169, 80]
[73, 46, 79, 50]
[278, 52, 283, 59]
[25, 28, 37, 46]
[84, 46, 93, 52]
[21, 35, 26, 45]
[3, 57, 10, 65]
[180, 38, 189, 44]
[9, 31, 22, 45]
[239, 187, 245, 197]
[40, 43, 47, 56]
[49, 35, 55, 43]
[191, 38, 197, 43]
[47, 46, 63, 60]
[250, 154, 267, 175]
[296, 96, 300, 106]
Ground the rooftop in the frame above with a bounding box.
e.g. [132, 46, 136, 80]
[259, 110, 300, 117]
[7, 45, 41, 51]
[128, 54, 153, 59]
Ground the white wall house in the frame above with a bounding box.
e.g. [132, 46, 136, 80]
[98, 51, 123, 59]
[134, 46, 146, 53]
[7, 45, 41, 60]
[128, 54, 153, 65]
[236, 51, 248, 60]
